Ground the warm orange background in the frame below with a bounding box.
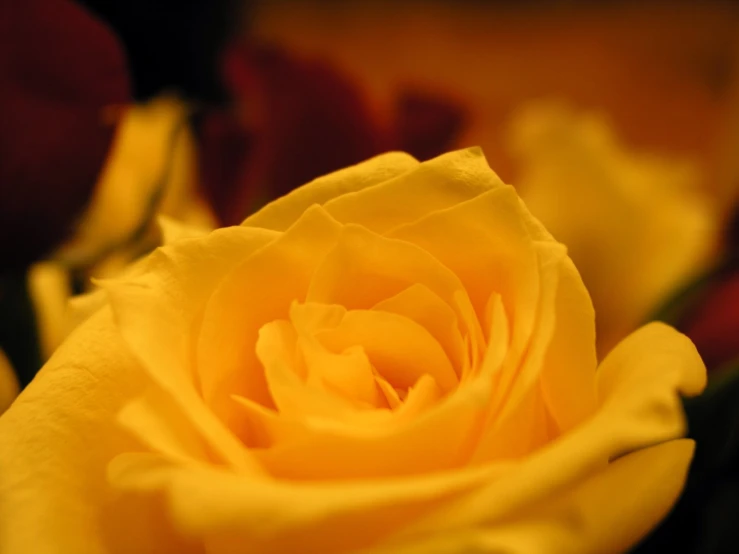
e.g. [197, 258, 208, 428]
[253, 1, 739, 209]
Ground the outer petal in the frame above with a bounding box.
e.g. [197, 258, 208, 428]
[360, 440, 695, 554]
[0, 309, 200, 554]
[243, 151, 419, 231]
[108, 324, 701, 554]
[108, 452, 510, 554]
[393, 322, 705, 537]
[197, 205, 344, 419]
[324, 148, 503, 234]
[102, 226, 279, 471]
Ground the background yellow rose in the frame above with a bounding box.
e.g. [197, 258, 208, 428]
[0, 149, 705, 554]
[507, 102, 718, 355]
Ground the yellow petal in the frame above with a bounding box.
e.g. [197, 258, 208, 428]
[373, 283, 466, 375]
[256, 319, 361, 420]
[364, 440, 695, 554]
[316, 308, 458, 392]
[389, 186, 539, 374]
[56, 96, 201, 267]
[27, 262, 72, 359]
[103, 226, 278, 471]
[196, 205, 343, 416]
[249, 373, 491, 480]
[118, 385, 213, 464]
[0, 348, 19, 415]
[538, 256, 598, 433]
[292, 304, 384, 408]
[510, 102, 717, 353]
[243, 151, 419, 231]
[323, 148, 504, 234]
[109, 451, 510, 554]
[596, 322, 707, 428]
[0, 309, 198, 554]
[306, 223, 482, 360]
[399, 322, 705, 536]
[158, 215, 211, 245]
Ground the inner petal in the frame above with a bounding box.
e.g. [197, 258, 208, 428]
[290, 302, 385, 409]
[372, 283, 466, 377]
[313, 308, 458, 393]
[306, 223, 482, 365]
[196, 205, 343, 418]
[256, 320, 356, 420]
[388, 186, 541, 379]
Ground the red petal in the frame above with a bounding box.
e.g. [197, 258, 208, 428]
[199, 42, 385, 225]
[683, 269, 739, 371]
[393, 90, 466, 161]
[0, 0, 129, 268]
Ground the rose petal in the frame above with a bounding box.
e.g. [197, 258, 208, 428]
[306, 223, 482, 364]
[0, 348, 18, 415]
[316, 308, 458, 392]
[362, 440, 695, 554]
[323, 148, 501, 234]
[388, 186, 538, 357]
[197, 206, 343, 418]
[397, 322, 705, 536]
[243, 151, 418, 231]
[102, 226, 278, 470]
[372, 283, 466, 375]
[0, 309, 198, 554]
[108, 452, 510, 553]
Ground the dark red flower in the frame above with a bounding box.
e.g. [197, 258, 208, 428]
[680, 265, 739, 372]
[0, 0, 129, 269]
[197, 42, 465, 226]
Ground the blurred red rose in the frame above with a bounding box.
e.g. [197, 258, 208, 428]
[0, 0, 129, 269]
[196, 42, 465, 225]
[680, 258, 739, 372]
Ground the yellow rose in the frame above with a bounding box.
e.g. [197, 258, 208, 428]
[56, 95, 215, 273]
[508, 102, 718, 355]
[0, 149, 705, 553]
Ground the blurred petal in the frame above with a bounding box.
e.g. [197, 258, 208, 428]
[0, 348, 18, 415]
[27, 261, 72, 358]
[57, 96, 213, 270]
[198, 43, 467, 226]
[508, 102, 718, 354]
[393, 91, 466, 161]
[200, 42, 385, 224]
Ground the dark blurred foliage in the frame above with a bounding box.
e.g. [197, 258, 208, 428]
[638, 210, 739, 552]
[0, 275, 41, 389]
[632, 363, 739, 554]
[0, 0, 129, 270]
[77, 0, 249, 102]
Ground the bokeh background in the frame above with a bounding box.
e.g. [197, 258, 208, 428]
[7, 0, 739, 371]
